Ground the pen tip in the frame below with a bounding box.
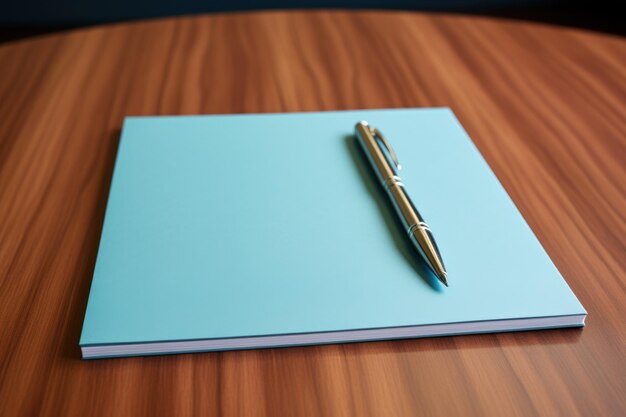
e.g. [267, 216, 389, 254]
[439, 271, 449, 287]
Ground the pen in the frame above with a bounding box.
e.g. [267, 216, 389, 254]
[354, 121, 448, 286]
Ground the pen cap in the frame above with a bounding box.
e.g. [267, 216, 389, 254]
[354, 121, 400, 184]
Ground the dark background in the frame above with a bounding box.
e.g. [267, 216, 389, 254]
[0, 0, 623, 43]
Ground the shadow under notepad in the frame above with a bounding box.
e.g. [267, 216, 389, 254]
[344, 135, 443, 292]
[63, 129, 122, 360]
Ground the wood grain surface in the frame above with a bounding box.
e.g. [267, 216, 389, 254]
[0, 10, 625, 417]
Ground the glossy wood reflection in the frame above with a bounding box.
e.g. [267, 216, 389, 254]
[0, 10, 625, 417]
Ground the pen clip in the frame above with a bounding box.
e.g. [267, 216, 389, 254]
[369, 127, 402, 171]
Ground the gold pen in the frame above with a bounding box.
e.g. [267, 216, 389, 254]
[355, 121, 448, 286]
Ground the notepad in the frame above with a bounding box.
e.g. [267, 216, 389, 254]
[80, 108, 586, 359]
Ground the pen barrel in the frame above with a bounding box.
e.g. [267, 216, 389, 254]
[384, 175, 447, 279]
[383, 176, 424, 233]
[355, 121, 447, 282]
[354, 122, 424, 231]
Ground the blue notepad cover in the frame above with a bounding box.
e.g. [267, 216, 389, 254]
[80, 108, 585, 350]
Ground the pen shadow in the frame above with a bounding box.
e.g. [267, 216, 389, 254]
[344, 135, 443, 292]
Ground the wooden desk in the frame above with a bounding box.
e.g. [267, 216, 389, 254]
[0, 10, 624, 417]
